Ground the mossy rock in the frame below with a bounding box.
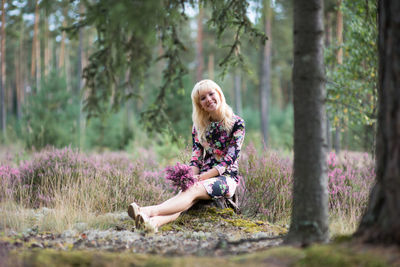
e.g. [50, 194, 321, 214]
[160, 206, 287, 236]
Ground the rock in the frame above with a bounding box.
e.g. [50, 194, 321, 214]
[61, 230, 77, 239]
[252, 232, 269, 239]
[29, 242, 43, 248]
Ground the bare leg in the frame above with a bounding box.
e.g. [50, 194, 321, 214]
[150, 212, 182, 228]
[141, 182, 210, 217]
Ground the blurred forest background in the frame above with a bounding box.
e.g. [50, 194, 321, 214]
[0, 0, 376, 155]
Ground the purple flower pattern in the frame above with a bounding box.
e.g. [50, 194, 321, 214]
[190, 115, 245, 183]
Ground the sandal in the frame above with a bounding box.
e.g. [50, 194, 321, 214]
[137, 212, 158, 233]
[128, 202, 140, 228]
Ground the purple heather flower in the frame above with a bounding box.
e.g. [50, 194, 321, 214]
[164, 163, 195, 191]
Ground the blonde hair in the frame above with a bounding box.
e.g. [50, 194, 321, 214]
[191, 79, 235, 142]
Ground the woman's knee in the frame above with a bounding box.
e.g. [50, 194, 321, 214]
[191, 182, 210, 200]
[185, 182, 204, 195]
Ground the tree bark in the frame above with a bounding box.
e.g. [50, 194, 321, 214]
[0, 0, 5, 137]
[44, 16, 50, 77]
[325, 12, 332, 152]
[355, 0, 400, 244]
[260, 0, 272, 146]
[336, 0, 343, 64]
[31, 0, 40, 90]
[58, 8, 67, 70]
[18, 19, 26, 119]
[196, 6, 204, 81]
[332, 0, 343, 155]
[285, 0, 329, 245]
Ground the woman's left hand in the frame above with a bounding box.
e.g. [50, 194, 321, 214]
[194, 175, 202, 181]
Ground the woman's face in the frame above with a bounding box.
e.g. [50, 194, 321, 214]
[199, 88, 220, 113]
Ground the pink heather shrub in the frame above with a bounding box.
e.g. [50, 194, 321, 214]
[0, 165, 21, 201]
[238, 143, 293, 222]
[164, 163, 195, 191]
[327, 151, 375, 216]
[0, 147, 174, 212]
[238, 143, 375, 223]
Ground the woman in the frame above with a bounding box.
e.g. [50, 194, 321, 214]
[128, 79, 245, 232]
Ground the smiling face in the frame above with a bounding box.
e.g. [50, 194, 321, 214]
[199, 87, 221, 113]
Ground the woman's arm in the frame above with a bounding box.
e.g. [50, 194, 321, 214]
[191, 166, 200, 175]
[189, 126, 204, 170]
[214, 118, 245, 176]
[197, 167, 219, 181]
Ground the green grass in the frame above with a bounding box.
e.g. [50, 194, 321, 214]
[3, 243, 392, 267]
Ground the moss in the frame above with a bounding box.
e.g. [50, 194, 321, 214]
[162, 206, 287, 235]
[332, 234, 353, 243]
[4, 243, 394, 267]
[297, 245, 388, 267]
[159, 224, 173, 232]
[232, 246, 305, 265]
[7, 249, 238, 267]
[233, 244, 390, 267]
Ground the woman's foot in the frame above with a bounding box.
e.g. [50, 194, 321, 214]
[128, 202, 140, 228]
[137, 212, 158, 233]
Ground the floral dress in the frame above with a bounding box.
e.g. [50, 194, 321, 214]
[190, 115, 245, 199]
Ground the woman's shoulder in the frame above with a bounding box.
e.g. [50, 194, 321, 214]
[232, 115, 245, 127]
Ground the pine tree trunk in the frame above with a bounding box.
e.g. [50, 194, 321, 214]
[196, 6, 204, 81]
[31, 0, 40, 90]
[260, 0, 272, 145]
[18, 19, 25, 119]
[285, 0, 329, 245]
[336, 0, 343, 65]
[58, 8, 67, 70]
[0, 0, 6, 137]
[355, 0, 400, 244]
[76, 3, 86, 147]
[325, 12, 332, 152]
[333, 0, 343, 155]
[44, 16, 50, 77]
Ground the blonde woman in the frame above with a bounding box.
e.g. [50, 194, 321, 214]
[128, 79, 245, 232]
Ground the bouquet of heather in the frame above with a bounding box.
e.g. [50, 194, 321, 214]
[164, 163, 196, 191]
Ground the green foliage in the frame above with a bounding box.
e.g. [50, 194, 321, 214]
[84, 108, 134, 151]
[23, 72, 79, 149]
[68, 0, 267, 129]
[243, 105, 293, 150]
[325, 0, 378, 129]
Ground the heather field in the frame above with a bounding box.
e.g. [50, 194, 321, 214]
[0, 144, 375, 236]
[0, 145, 393, 266]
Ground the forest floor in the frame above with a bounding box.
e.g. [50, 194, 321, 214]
[1, 206, 399, 266]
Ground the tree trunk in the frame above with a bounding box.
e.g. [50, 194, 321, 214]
[31, 0, 40, 90]
[336, 0, 343, 65]
[18, 19, 26, 119]
[325, 12, 332, 152]
[234, 69, 242, 116]
[44, 15, 50, 77]
[58, 8, 67, 70]
[333, 0, 343, 155]
[285, 0, 329, 245]
[0, 0, 5, 137]
[65, 42, 71, 92]
[76, 3, 86, 147]
[355, 0, 400, 244]
[196, 6, 204, 81]
[260, 0, 272, 145]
